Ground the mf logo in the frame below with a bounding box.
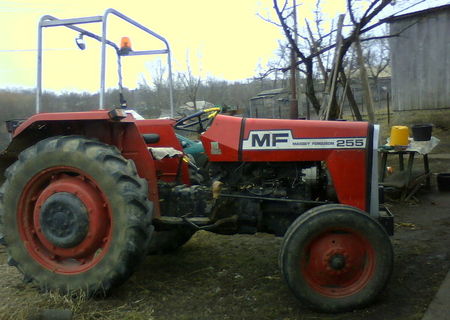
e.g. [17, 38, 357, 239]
[243, 130, 293, 150]
[251, 132, 289, 147]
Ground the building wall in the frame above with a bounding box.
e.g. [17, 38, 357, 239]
[390, 9, 450, 111]
[248, 90, 290, 119]
[249, 97, 290, 119]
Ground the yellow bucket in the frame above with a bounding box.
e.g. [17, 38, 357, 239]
[390, 126, 409, 146]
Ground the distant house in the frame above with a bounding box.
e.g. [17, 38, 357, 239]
[386, 4, 450, 111]
[248, 88, 290, 119]
[177, 100, 215, 115]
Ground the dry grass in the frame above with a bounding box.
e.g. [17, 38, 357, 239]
[0, 287, 155, 320]
[0, 109, 449, 320]
[1, 225, 449, 320]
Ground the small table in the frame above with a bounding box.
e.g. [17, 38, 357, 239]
[379, 137, 439, 200]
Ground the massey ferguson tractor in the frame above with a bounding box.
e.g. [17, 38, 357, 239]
[0, 9, 394, 313]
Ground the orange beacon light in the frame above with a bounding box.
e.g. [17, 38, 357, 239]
[119, 37, 132, 55]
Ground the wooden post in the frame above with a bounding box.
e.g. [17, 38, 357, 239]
[387, 91, 390, 126]
[306, 99, 310, 120]
[340, 71, 363, 121]
[355, 34, 376, 123]
[306, 20, 328, 83]
[322, 14, 345, 120]
[289, 0, 299, 119]
[290, 49, 298, 119]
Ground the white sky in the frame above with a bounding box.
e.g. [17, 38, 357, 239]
[0, 0, 448, 93]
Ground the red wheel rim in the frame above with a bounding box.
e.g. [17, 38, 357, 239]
[17, 166, 112, 274]
[301, 228, 376, 297]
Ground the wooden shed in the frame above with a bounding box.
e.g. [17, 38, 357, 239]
[248, 88, 290, 118]
[386, 4, 450, 111]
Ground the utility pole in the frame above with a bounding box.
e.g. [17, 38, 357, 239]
[289, 0, 299, 119]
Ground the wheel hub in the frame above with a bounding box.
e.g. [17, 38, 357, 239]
[30, 174, 110, 263]
[329, 254, 346, 270]
[302, 230, 375, 297]
[39, 192, 89, 248]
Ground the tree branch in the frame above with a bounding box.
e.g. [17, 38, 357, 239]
[283, 0, 400, 72]
[361, 0, 381, 21]
[361, 20, 418, 42]
[256, 13, 282, 27]
[360, 0, 392, 28]
[347, 0, 357, 25]
[273, 0, 307, 61]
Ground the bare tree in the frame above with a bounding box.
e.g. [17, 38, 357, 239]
[254, 40, 290, 90]
[363, 35, 390, 86]
[273, 0, 322, 115]
[179, 55, 202, 111]
[150, 61, 171, 112]
[267, 0, 423, 120]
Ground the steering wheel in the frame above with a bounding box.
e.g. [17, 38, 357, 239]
[174, 107, 221, 133]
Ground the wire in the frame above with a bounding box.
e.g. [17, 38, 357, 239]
[0, 48, 75, 52]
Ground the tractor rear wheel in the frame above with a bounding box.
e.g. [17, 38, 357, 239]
[0, 136, 153, 294]
[280, 204, 393, 313]
[147, 227, 195, 254]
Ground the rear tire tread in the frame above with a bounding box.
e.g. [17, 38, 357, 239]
[0, 136, 153, 295]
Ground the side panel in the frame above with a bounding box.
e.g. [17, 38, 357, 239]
[241, 117, 368, 162]
[200, 115, 243, 161]
[326, 149, 369, 211]
[369, 125, 380, 217]
[202, 115, 371, 212]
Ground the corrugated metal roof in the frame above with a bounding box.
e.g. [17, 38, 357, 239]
[250, 88, 289, 100]
[384, 3, 450, 22]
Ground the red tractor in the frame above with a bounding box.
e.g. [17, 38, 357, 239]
[0, 10, 393, 313]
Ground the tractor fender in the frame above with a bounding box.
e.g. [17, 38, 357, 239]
[0, 110, 161, 216]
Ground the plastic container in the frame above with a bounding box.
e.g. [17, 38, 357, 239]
[437, 173, 450, 192]
[412, 124, 432, 141]
[390, 126, 409, 146]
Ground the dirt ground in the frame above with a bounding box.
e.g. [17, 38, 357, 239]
[0, 161, 449, 320]
[1, 110, 449, 320]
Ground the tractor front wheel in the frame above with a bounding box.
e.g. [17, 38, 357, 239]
[280, 204, 393, 312]
[0, 136, 153, 294]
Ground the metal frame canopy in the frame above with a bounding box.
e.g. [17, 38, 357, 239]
[37, 8, 174, 115]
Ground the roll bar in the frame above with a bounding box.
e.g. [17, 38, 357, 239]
[36, 8, 174, 116]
